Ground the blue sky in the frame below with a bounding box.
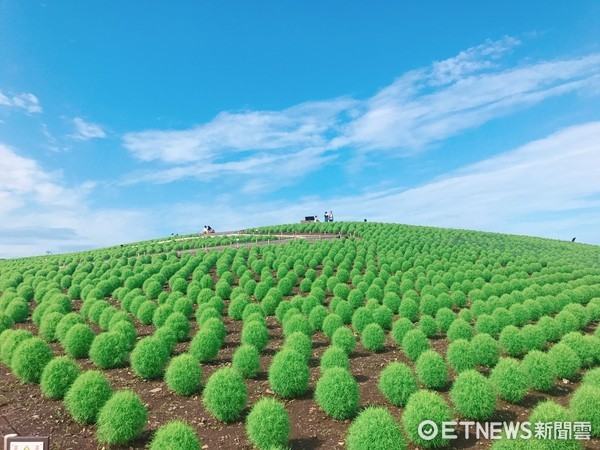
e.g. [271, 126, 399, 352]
[1, 1, 599, 257]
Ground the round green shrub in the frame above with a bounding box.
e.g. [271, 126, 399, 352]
[419, 315, 438, 338]
[471, 333, 500, 367]
[373, 305, 393, 330]
[96, 390, 148, 445]
[40, 356, 81, 399]
[489, 357, 529, 403]
[56, 312, 85, 343]
[332, 326, 356, 355]
[246, 397, 290, 449]
[12, 337, 54, 383]
[130, 337, 170, 380]
[391, 318, 413, 346]
[521, 350, 556, 392]
[320, 346, 349, 373]
[570, 384, 600, 438]
[64, 370, 113, 424]
[150, 420, 201, 450]
[561, 332, 597, 367]
[0, 314, 13, 334]
[416, 350, 448, 390]
[241, 321, 269, 352]
[446, 339, 476, 373]
[401, 329, 430, 361]
[229, 295, 251, 320]
[232, 344, 260, 379]
[163, 312, 190, 341]
[189, 329, 222, 362]
[548, 343, 581, 380]
[399, 298, 419, 322]
[282, 331, 312, 362]
[435, 308, 456, 333]
[499, 325, 525, 357]
[361, 323, 385, 352]
[202, 367, 247, 422]
[283, 314, 312, 337]
[322, 314, 344, 339]
[137, 301, 157, 325]
[242, 303, 265, 321]
[89, 332, 129, 369]
[6, 299, 29, 323]
[63, 323, 95, 359]
[110, 320, 137, 350]
[529, 400, 582, 449]
[346, 406, 406, 450]
[38, 311, 64, 343]
[450, 370, 496, 420]
[153, 304, 173, 327]
[0, 329, 32, 365]
[335, 300, 354, 324]
[308, 305, 329, 331]
[351, 307, 374, 334]
[315, 367, 359, 420]
[583, 367, 600, 388]
[165, 353, 202, 396]
[402, 390, 452, 448]
[378, 361, 417, 407]
[521, 324, 546, 351]
[447, 318, 473, 342]
[268, 349, 309, 398]
[475, 314, 498, 337]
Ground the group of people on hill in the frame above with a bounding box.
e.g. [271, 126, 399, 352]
[324, 211, 334, 222]
[202, 225, 215, 234]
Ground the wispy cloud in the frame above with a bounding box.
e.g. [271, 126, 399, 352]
[121, 37, 600, 193]
[0, 143, 151, 258]
[70, 117, 107, 141]
[0, 90, 42, 113]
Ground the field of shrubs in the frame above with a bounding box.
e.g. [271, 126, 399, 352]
[0, 221, 599, 449]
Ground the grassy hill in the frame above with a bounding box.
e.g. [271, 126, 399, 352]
[0, 222, 599, 449]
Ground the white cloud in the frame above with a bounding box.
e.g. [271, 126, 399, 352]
[70, 117, 107, 141]
[121, 37, 600, 192]
[0, 90, 42, 113]
[0, 143, 153, 258]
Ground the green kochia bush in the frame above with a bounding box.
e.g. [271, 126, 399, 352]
[521, 350, 556, 392]
[401, 329, 430, 361]
[55, 312, 85, 343]
[391, 318, 413, 346]
[246, 397, 291, 450]
[202, 368, 247, 422]
[322, 314, 344, 339]
[232, 344, 260, 378]
[96, 390, 148, 445]
[165, 353, 202, 396]
[282, 331, 312, 362]
[583, 368, 600, 388]
[446, 319, 474, 342]
[450, 370, 497, 420]
[150, 420, 202, 450]
[416, 350, 448, 390]
[130, 337, 170, 380]
[89, 332, 129, 369]
[12, 337, 54, 383]
[471, 333, 500, 367]
[570, 385, 600, 438]
[40, 356, 81, 399]
[64, 370, 113, 424]
[163, 312, 190, 341]
[189, 329, 222, 362]
[378, 362, 417, 407]
[361, 323, 385, 352]
[346, 406, 406, 450]
[1, 329, 33, 366]
[39, 311, 64, 343]
[268, 349, 309, 398]
[528, 400, 583, 449]
[63, 323, 95, 359]
[241, 321, 269, 352]
[315, 368, 359, 420]
[548, 343, 581, 380]
[320, 346, 349, 373]
[499, 325, 524, 357]
[332, 326, 356, 355]
[489, 357, 529, 403]
[402, 390, 452, 448]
